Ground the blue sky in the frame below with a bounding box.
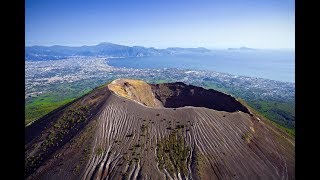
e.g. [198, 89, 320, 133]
[26, 0, 295, 49]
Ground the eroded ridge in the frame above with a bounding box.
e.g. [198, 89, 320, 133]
[108, 79, 163, 108]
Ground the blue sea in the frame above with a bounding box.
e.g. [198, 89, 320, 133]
[107, 50, 295, 83]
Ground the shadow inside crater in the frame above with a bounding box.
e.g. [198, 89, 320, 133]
[151, 82, 250, 114]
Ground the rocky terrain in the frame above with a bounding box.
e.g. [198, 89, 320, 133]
[25, 79, 294, 180]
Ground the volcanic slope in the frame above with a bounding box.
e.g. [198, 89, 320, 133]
[25, 79, 295, 180]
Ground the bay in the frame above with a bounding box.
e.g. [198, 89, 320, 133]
[107, 50, 294, 83]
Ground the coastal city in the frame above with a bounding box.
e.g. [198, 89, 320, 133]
[26, 56, 294, 103]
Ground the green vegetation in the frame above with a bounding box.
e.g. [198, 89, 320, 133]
[81, 147, 91, 163]
[200, 81, 295, 131]
[148, 79, 169, 84]
[140, 124, 148, 135]
[248, 100, 295, 128]
[41, 105, 90, 149]
[201, 81, 228, 94]
[271, 121, 295, 137]
[73, 121, 96, 164]
[95, 147, 103, 155]
[156, 130, 190, 177]
[25, 79, 112, 126]
[25, 94, 75, 125]
[25, 154, 42, 175]
[241, 131, 254, 143]
[25, 105, 90, 176]
[72, 165, 80, 174]
[192, 147, 205, 178]
[238, 99, 295, 137]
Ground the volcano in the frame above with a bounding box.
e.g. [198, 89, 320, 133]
[25, 79, 294, 180]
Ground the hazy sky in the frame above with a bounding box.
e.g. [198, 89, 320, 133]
[26, 0, 295, 49]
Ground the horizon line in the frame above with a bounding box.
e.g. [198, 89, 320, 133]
[25, 42, 294, 50]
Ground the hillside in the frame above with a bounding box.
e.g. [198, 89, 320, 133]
[25, 79, 294, 179]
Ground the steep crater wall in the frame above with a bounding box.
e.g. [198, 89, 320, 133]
[108, 79, 163, 108]
[151, 82, 250, 113]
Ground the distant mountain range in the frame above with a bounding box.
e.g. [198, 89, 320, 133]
[25, 42, 212, 61]
[227, 46, 257, 51]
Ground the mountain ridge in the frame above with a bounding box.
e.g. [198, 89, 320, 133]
[25, 42, 211, 61]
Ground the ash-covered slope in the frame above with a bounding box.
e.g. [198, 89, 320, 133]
[25, 79, 295, 180]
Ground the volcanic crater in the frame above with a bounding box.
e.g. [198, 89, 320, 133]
[25, 79, 295, 180]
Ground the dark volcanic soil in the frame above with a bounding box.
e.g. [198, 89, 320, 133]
[25, 79, 295, 180]
[151, 82, 250, 113]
